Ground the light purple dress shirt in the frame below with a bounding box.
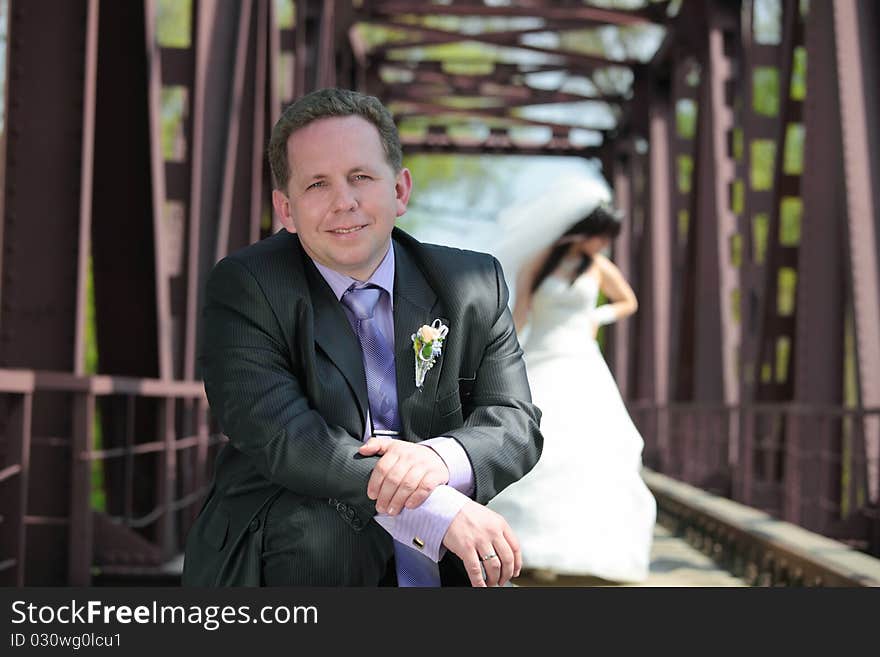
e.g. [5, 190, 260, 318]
[312, 242, 475, 585]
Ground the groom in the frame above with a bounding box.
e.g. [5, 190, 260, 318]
[182, 88, 543, 587]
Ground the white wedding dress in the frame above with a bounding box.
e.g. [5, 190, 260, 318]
[488, 261, 656, 582]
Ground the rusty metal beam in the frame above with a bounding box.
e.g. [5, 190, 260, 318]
[610, 147, 633, 398]
[0, 391, 32, 586]
[833, 0, 880, 503]
[249, 0, 269, 243]
[377, 59, 608, 80]
[400, 135, 601, 158]
[215, 0, 256, 261]
[394, 100, 611, 134]
[789, 0, 846, 535]
[317, 0, 337, 88]
[752, 0, 803, 406]
[68, 392, 95, 585]
[372, 17, 642, 70]
[144, 0, 174, 381]
[74, 0, 100, 377]
[668, 55, 699, 403]
[383, 81, 624, 108]
[363, 1, 668, 25]
[692, 1, 738, 405]
[0, 0, 95, 585]
[648, 88, 673, 410]
[367, 18, 655, 57]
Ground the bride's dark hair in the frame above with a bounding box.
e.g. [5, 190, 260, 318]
[530, 204, 623, 294]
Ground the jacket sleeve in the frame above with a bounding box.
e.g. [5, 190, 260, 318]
[200, 256, 377, 508]
[443, 256, 544, 505]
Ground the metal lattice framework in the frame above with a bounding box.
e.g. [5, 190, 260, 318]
[0, 0, 878, 585]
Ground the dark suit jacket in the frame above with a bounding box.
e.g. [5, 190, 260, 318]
[182, 227, 543, 586]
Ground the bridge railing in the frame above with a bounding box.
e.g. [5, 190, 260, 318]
[0, 368, 224, 586]
[630, 402, 880, 556]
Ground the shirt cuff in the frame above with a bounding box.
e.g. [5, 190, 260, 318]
[372, 485, 468, 562]
[421, 437, 475, 497]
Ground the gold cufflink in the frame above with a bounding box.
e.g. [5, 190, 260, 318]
[412, 536, 425, 549]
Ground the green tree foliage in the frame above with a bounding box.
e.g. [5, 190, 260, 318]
[157, 0, 192, 47]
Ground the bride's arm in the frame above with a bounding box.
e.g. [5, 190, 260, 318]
[594, 253, 638, 324]
[512, 247, 551, 333]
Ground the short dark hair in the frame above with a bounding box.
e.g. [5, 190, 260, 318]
[267, 88, 403, 190]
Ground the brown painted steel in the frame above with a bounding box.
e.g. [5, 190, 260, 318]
[648, 89, 672, 411]
[667, 56, 699, 405]
[215, 0, 257, 261]
[68, 392, 95, 585]
[692, 1, 738, 407]
[0, 0, 93, 585]
[365, 1, 668, 24]
[610, 149, 632, 399]
[144, 0, 174, 382]
[0, 391, 31, 585]
[3, 0, 880, 582]
[833, 0, 880, 504]
[783, 0, 846, 534]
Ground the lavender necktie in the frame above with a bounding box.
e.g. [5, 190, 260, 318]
[340, 283, 440, 587]
[340, 284, 399, 433]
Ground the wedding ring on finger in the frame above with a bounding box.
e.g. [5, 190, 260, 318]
[480, 553, 498, 563]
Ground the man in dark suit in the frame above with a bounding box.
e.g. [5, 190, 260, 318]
[182, 88, 542, 587]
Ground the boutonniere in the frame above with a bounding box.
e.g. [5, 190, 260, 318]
[411, 319, 449, 389]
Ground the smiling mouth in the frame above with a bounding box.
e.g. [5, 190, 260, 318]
[330, 226, 365, 234]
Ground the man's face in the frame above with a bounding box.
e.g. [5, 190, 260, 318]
[272, 115, 412, 281]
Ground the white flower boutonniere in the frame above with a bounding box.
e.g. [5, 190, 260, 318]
[411, 319, 449, 389]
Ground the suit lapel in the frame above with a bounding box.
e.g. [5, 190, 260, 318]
[303, 258, 370, 429]
[393, 240, 444, 440]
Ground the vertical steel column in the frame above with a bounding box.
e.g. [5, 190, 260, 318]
[734, 0, 794, 503]
[181, 2, 244, 534]
[692, 0, 739, 406]
[74, 0, 99, 376]
[185, 0, 213, 383]
[648, 80, 673, 469]
[91, 0, 162, 546]
[295, 0, 322, 96]
[668, 56, 700, 403]
[192, 0, 244, 327]
[833, 0, 880, 504]
[756, 1, 807, 520]
[611, 148, 632, 398]
[629, 148, 652, 406]
[215, 0, 258, 261]
[0, 384, 32, 587]
[248, 0, 269, 245]
[786, 0, 845, 533]
[69, 391, 95, 585]
[317, 0, 337, 88]
[753, 0, 802, 406]
[1, 0, 92, 584]
[144, 0, 174, 382]
[156, 397, 177, 557]
[267, 0, 285, 235]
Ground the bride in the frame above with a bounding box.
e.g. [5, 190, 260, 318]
[487, 202, 656, 583]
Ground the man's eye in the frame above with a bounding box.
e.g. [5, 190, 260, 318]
[352, 174, 370, 181]
[307, 181, 325, 190]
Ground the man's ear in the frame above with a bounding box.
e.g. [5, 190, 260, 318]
[394, 167, 413, 217]
[272, 188, 297, 233]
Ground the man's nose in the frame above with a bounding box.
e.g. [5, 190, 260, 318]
[331, 184, 358, 212]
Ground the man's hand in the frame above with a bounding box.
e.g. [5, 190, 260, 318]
[442, 500, 522, 587]
[358, 437, 449, 515]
